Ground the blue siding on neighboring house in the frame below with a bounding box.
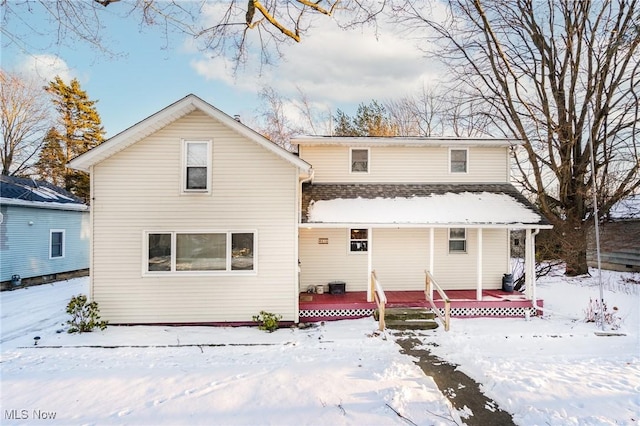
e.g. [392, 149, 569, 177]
[0, 205, 90, 282]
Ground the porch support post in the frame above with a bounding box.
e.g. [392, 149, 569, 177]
[524, 228, 533, 300]
[429, 227, 434, 299]
[367, 227, 373, 302]
[476, 228, 483, 301]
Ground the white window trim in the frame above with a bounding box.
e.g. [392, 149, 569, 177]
[348, 228, 369, 254]
[449, 147, 469, 174]
[181, 139, 212, 195]
[448, 228, 467, 253]
[143, 230, 257, 276]
[349, 147, 370, 174]
[49, 229, 65, 259]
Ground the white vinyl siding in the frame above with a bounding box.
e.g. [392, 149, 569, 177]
[299, 145, 507, 183]
[300, 227, 509, 293]
[371, 229, 430, 291]
[90, 110, 299, 323]
[299, 228, 368, 292]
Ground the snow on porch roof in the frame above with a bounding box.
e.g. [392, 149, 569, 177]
[301, 183, 551, 228]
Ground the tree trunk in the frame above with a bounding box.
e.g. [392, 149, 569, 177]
[555, 220, 589, 276]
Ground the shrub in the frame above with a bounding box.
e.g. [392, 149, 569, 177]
[252, 310, 282, 332]
[66, 294, 108, 333]
[584, 298, 621, 330]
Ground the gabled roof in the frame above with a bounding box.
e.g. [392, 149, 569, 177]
[0, 175, 88, 211]
[68, 94, 312, 173]
[301, 183, 551, 228]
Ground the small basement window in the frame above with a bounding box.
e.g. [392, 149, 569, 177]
[350, 228, 368, 252]
[449, 228, 467, 253]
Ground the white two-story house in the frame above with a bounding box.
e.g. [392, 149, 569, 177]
[70, 94, 550, 325]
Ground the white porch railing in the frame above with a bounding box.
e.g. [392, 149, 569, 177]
[425, 270, 451, 331]
[370, 270, 387, 331]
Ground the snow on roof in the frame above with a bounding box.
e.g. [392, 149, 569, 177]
[307, 192, 545, 226]
[609, 194, 640, 220]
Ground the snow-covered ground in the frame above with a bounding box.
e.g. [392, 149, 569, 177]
[1, 267, 638, 425]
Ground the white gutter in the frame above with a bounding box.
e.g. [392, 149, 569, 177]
[0, 198, 89, 211]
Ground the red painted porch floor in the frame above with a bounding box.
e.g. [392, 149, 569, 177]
[299, 290, 543, 322]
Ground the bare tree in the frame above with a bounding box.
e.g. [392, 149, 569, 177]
[0, 70, 51, 176]
[394, 0, 640, 275]
[1, 1, 386, 67]
[254, 86, 305, 151]
[385, 85, 446, 136]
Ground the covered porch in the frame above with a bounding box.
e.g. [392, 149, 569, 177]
[297, 183, 552, 324]
[298, 289, 544, 322]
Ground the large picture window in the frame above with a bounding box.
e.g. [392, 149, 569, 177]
[183, 140, 211, 193]
[146, 231, 255, 274]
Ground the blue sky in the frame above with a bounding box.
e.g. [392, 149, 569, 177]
[1, 2, 442, 137]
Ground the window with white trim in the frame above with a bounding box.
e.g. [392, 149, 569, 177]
[146, 231, 255, 273]
[350, 148, 369, 173]
[50, 229, 65, 259]
[182, 140, 211, 193]
[449, 228, 467, 253]
[349, 228, 368, 252]
[450, 148, 468, 173]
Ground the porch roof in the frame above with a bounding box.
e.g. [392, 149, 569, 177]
[301, 183, 551, 228]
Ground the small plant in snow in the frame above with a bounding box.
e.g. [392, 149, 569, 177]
[584, 298, 621, 330]
[66, 294, 108, 333]
[252, 310, 282, 332]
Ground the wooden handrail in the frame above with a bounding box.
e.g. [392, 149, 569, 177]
[371, 270, 387, 331]
[425, 270, 451, 331]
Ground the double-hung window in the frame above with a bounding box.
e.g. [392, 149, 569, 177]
[50, 229, 65, 259]
[449, 228, 467, 253]
[349, 228, 368, 253]
[450, 148, 468, 173]
[183, 140, 211, 193]
[350, 148, 369, 173]
[146, 231, 255, 274]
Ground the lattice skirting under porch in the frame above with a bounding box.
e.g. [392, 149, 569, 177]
[299, 305, 539, 322]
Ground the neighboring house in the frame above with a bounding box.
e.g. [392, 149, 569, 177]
[0, 175, 89, 290]
[69, 94, 551, 325]
[588, 195, 640, 272]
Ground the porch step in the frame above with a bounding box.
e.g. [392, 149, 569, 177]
[385, 319, 439, 330]
[385, 307, 436, 321]
[374, 307, 439, 330]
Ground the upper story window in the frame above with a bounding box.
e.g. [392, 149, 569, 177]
[183, 140, 212, 193]
[50, 229, 65, 259]
[449, 228, 467, 253]
[450, 148, 468, 173]
[349, 228, 368, 253]
[350, 148, 369, 173]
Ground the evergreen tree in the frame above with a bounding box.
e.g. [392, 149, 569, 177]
[36, 77, 104, 201]
[333, 101, 397, 137]
[36, 128, 65, 187]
